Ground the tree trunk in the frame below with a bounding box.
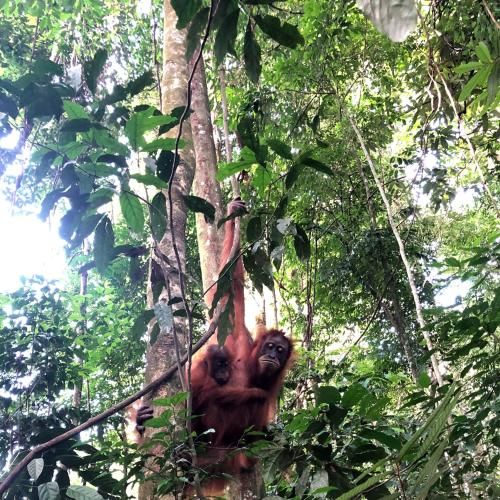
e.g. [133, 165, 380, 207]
[190, 53, 265, 499]
[190, 53, 224, 300]
[139, 1, 195, 498]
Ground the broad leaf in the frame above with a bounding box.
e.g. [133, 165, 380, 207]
[183, 195, 216, 223]
[294, 224, 311, 261]
[60, 118, 92, 132]
[244, 18, 261, 83]
[66, 485, 104, 500]
[131, 173, 168, 189]
[267, 139, 293, 160]
[0, 92, 18, 118]
[28, 458, 44, 481]
[186, 7, 210, 59]
[84, 49, 107, 94]
[38, 482, 59, 500]
[120, 191, 144, 235]
[142, 137, 180, 152]
[172, 0, 202, 29]
[254, 15, 304, 48]
[214, 9, 240, 65]
[94, 216, 115, 273]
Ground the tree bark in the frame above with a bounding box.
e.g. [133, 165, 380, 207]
[139, 2, 195, 498]
[190, 53, 224, 300]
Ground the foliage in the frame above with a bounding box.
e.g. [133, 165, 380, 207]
[0, 0, 498, 498]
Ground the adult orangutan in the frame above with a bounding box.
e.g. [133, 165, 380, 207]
[135, 199, 294, 473]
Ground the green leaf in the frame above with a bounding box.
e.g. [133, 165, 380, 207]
[252, 164, 272, 195]
[246, 216, 262, 241]
[267, 139, 293, 160]
[360, 429, 401, 451]
[66, 485, 104, 500]
[487, 62, 499, 105]
[84, 49, 107, 94]
[120, 191, 144, 235]
[244, 18, 261, 83]
[38, 482, 60, 500]
[28, 458, 44, 480]
[172, 0, 202, 29]
[61, 118, 92, 132]
[96, 154, 127, 169]
[458, 65, 491, 101]
[413, 437, 448, 500]
[142, 137, 180, 152]
[63, 100, 90, 119]
[125, 108, 176, 150]
[157, 150, 178, 182]
[475, 42, 492, 64]
[183, 195, 216, 223]
[342, 383, 369, 408]
[79, 162, 116, 177]
[32, 59, 63, 76]
[21, 83, 64, 121]
[214, 9, 240, 65]
[285, 163, 304, 190]
[316, 386, 341, 405]
[186, 7, 210, 59]
[294, 224, 311, 261]
[217, 146, 258, 180]
[254, 15, 304, 48]
[454, 61, 483, 75]
[131, 173, 168, 189]
[155, 392, 188, 407]
[70, 214, 103, 249]
[125, 70, 155, 96]
[131, 310, 155, 339]
[94, 216, 115, 273]
[301, 157, 334, 176]
[417, 371, 432, 388]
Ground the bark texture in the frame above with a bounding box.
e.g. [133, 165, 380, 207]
[190, 53, 224, 300]
[139, 2, 195, 498]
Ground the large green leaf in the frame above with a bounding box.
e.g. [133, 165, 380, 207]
[171, 0, 202, 29]
[254, 15, 304, 48]
[66, 485, 104, 500]
[120, 191, 144, 235]
[267, 139, 293, 160]
[38, 482, 60, 500]
[214, 9, 240, 65]
[186, 7, 210, 59]
[0, 92, 18, 118]
[150, 192, 167, 241]
[131, 173, 168, 189]
[183, 195, 216, 223]
[94, 216, 115, 273]
[217, 146, 257, 180]
[83, 49, 107, 94]
[243, 18, 261, 83]
[27, 458, 44, 481]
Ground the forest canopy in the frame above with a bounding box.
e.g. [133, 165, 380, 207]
[0, 0, 498, 498]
